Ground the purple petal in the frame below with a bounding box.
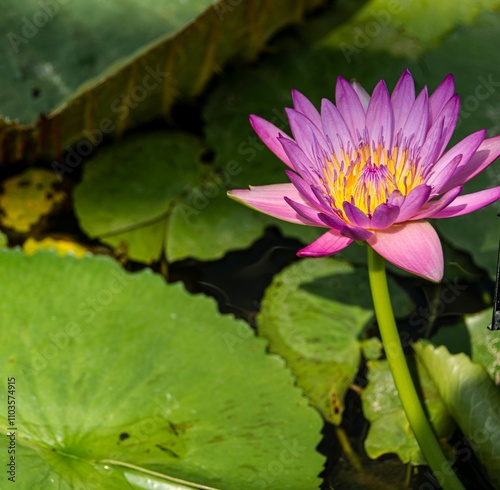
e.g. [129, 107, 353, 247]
[284, 196, 326, 226]
[321, 98, 353, 155]
[440, 135, 500, 192]
[286, 108, 329, 161]
[396, 184, 432, 222]
[279, 138, 318, 183]
[433, 95, 460, 157]
[367, 221, 444, 282]
[228, 184, 320, 225]
[391, 69, 415, 133]
[425, 155, 462, 195]
[285, 170, 328, 210]
[430, 130, 486, 193]
[401, 87, 429, 149]
[351, 81, 370, 111]
[297, 230, 353, 257]
[429, 74, 455, 124]
[343, 201, 371, 228]
[319, 212, 374, 240]
[418, 116, 445, 166]
[292, 89, 322, 128]
[370, 203, 400, 229]
[249, 115, 293, 168]
[335, 77, 366, 144]
[431, 187, 500, 218]
[411, 186, 463, 220]
[366, 80, 394, 148]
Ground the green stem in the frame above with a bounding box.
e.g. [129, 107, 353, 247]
[367, 247, 464, 490]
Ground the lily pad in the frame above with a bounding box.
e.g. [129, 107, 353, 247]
[0, 250, 325, 489]
[73, 130, 299, 263]
[0, 0, 327, 165]
[0, 168, 66, 232]
[415, 341, 500, 487]
[361, 358, 455, 465]
[257, 257, 411, 425]
[431, 309, 500, 384]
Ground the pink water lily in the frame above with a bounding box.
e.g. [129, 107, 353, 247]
[228, 70, 500, 282]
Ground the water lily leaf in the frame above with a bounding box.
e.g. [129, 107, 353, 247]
[361, 358, 455, 465]
[321, 0, 500, 60]
[0, 0, 327, 165]
[0, 168, 66, 232]
[257, 257, 412, 425]
[431, 309, 500, 384]
[0, 250, 324, 489]
[73, 130, 295, 263]
[415, 341, 500, 487]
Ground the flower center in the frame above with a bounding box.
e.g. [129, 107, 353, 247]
[322, 142, 424, 217]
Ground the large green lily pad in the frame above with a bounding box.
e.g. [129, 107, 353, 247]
[415, 341, 500, 488]
[0, 250, 325, 489]
[0, 0, 327, 165]
[361, 357, 455, 465]
[257, 256, 412, 425]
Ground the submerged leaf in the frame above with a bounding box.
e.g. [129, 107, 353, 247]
[0, 250, 325, 489]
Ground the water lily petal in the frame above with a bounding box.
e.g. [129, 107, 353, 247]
[335, 77, 366, 144]
[292, 89, 322, 128]
[429, 129, 486, 192]
[441, 135, 500, 191]
[429, 73, 455, 124]
[321, 98, 353, 155]
[297, 230, 353, 257]
[343, 201, 371, 228]
[285, 169, 327, 210]
[412, 186, 463, 219]
[249, 115, 293, 168]
[425, 155, 462, 195]
[418, 116, 445, 166]
[286, 108, 330, 157]
[391, 69, 415, 132]
[434, 95, 460, 156]
[401, 87, 429, 149]
[431, 187, 500, 218]
[351, 81, 370, 111]
[284, 196, 326, 226]
[279, 137, 318, 183]
[228, 184, 320, 225]
[366, 80, 394, 148]
[319, 212, 374, 240]
[396, 184, 432, 222]
[370, 203, 400, 229]
[367, 221, 443, 282]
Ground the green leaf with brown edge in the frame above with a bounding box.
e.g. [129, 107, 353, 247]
[257, 256, 412, 425]
[361, 358, 455, 465]
[0, 0, 327, 165]
[415, 341, 500, 488]
[0, 250, 325, 489]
